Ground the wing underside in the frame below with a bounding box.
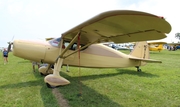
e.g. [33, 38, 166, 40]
[62, 10, 171, 45]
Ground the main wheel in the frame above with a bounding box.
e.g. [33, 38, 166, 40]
[44, 74, 70, 88]
[46, 83, 59, 88]
[39, 66, 53, 75]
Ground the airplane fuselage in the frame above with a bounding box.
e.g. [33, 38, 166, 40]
[12, 39, 141, 68]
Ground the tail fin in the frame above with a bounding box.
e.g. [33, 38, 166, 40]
[158, 44, 163, 49]
[157, 44, 164, 52]
[129, 41, 161, 66]
[130, 41, 149, 59]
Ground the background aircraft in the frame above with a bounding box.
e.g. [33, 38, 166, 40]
[104, 43, 132, 50]
[167, 43, 180, 51]
[147, 42, 167, 52]
[8, 10, 171, 88]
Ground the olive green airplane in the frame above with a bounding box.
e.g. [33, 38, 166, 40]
[8, 10, 171, 88]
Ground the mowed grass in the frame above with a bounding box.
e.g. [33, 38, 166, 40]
[0, 50, 180, 107]
[0, 52, 59, 107]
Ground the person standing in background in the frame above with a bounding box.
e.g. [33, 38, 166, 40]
[3, 48, 8, 65]
[32, 61, 40, 72]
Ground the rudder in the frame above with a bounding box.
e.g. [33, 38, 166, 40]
[130, 41, 149, 65]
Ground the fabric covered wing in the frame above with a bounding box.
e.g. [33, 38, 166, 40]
[62, 10, 171, 45]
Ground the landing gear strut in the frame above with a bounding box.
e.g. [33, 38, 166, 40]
[135, 66, 141, 72]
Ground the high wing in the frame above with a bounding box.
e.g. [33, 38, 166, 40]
[61, 10, 171, 45]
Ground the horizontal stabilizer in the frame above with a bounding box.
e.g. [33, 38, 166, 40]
[129, 57, 162, 63]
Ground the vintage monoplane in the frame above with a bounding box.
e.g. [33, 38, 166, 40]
[9, 10, 171, 88]
[148, 41, 167, 52]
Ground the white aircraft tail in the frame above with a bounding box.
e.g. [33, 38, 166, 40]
[129, 41, 161, 66]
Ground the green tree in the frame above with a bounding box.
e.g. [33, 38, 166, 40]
[175, 33, 180, 40]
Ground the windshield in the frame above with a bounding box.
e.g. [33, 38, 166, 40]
[49, 37, 61, 47]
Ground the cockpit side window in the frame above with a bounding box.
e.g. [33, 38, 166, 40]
[64, 41, 86, 51]
[49, 38, 87, 50]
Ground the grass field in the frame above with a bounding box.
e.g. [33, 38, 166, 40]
[0, 50, 180, 107]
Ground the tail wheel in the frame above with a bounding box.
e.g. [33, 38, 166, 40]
[137, 68, 142, 72]
[135, 66, 142, 72]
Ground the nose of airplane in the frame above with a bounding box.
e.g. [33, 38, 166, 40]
[13, 39, 47, 62]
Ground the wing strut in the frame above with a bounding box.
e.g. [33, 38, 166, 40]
[60, 32, 81, 58]
[63, 31, 105, 59]
[63, 38, 100, 59]
[54, 31, 81, 63]
[44, 31, 82, 88]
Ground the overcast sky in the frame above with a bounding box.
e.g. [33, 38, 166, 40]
[0, 0, 179, 47]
